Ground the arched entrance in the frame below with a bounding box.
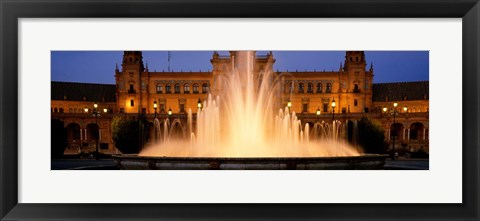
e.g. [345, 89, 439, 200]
[66, 123, 81, 141]
[409, 122, 424, 140]
[86, 123, 99, 141]
[390, 123, 404, 141]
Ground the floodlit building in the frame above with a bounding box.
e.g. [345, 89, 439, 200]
[51, 51, 429, 155]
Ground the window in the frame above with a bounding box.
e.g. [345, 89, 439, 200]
[317, 83, 322, 93]
[193, 84, 199, 93]
[184, 84, 190, 93]
[179, 104, 185, 113]
[307, 83, 313, 93]
[160, 104, 165, 113]
[130, 99, 134, 107]
[298, 83, 304, 93]
[326, 83, 332, 93]
[289, 83, 294, 93]
[119, 108, 124, 113]
[165, 84, 171, 93]
[302, 103, 308, 113]
[59, 108, 64, 113]
[54, 108, 58, 113]
[202, 83, 209, 94]
[129, 84, 135, 93]
[142, 108, 146, 114]
[69, 108, 72, 113]
[323, 104, 328, 113]
[156, 84, 162, 93]
[342, 107, 347, 114]
[354, 99, 358, 106]
[174, 83, 180, 94]
[354, 84, 360, 93]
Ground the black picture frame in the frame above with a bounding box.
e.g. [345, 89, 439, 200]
[1, 0, 479, 220]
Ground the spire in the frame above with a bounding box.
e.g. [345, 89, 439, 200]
[370, 62, 374, 71]
[339, 62, 343, 72]
[115, 62, 119, 72]
[146, 61, 149, 71]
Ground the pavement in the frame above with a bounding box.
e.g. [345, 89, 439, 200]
[383, 158, 429, 170]
[52, 158, 429, 170]
[51, 159, 118, 170]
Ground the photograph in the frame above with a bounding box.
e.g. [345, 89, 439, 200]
[51, 50, 429, 170]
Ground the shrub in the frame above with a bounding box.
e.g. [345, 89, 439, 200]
[111, 116, 140, 154]
[51, 119, 67, 159]
[358, 117, 388, 154]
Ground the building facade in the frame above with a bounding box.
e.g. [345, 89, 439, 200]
[51, 51, 429, 155]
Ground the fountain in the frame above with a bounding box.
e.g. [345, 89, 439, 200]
[114, 51, 387, 169]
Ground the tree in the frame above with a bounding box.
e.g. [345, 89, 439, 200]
[111, 116, 140, 154]
[51, 119, 67, 159]
[358, 117, 388, 154]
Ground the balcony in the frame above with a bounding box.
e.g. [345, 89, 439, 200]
[353, 88, 361, 93]
[128, 89, 136, 94]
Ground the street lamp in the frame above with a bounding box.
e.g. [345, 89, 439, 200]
[168, 108, 172, 117]
[316, 107, 321, 122]
[383, 102, 402, 160]
[403, 106, 408, 112]
[331, 99, 336, 122]
[92, 103, 100, 160]
[153, 100, 158, 118]
[287, 100, 292, 112]
[197, 99, 202, 109]
[84, 107, 89, 113]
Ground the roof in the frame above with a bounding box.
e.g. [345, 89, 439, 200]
[51, 81, 116, 102]
[372, 81, 429, 102]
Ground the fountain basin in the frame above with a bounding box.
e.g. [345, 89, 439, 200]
[113, 154, 388, 170]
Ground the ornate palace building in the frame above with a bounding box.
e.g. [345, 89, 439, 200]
[51, 51, 429, 155]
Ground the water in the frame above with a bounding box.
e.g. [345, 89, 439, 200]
[140, 51, 360, 158]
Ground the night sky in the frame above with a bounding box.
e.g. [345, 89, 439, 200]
[51, 51, 429, 84]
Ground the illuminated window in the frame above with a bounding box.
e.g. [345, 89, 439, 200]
[298, 83, 304, 93]
[202, 83, 209, 94]
[193, 84, 199, 93]
[156, 84, 162, 93]
[184, 84, 190, 93]
[174, 84, 180, 93]
[165, 84, 171, 93]
[326, 83, 332, 93]
[317, 83, 322, 93]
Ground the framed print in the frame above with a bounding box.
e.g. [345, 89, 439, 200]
[1, 0, 479, 220]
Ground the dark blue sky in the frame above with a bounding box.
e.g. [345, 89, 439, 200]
[51, 51, 428, 84]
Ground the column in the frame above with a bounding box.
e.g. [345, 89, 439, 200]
[403, 128, 406, 140]
[407, 129, 410, 140]
[387, 129, 390, 141]
[80, 129, 83, 140]
[99, 129, 102, 141]
[423, 128, 426, 140]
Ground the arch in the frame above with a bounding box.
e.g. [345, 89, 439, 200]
[54, 107, 58, 113]
[156, 84, 163, 93]
[202, 83, 209, 94]
[307, 83, 313, 93]
[86, 123, 99, 141]
[316, 83, 322, 93]
[165, 84, 172, 93]
[193, 83, 199, 93]
[298, 83, 304, 93]
[326, 83, 332, 93]
[66, 123, 81, 141]
[184, 84, 190, 93]
[174, 83, 181, 93]
[409, 122, 424, 140]
[390, 123, 404, 141]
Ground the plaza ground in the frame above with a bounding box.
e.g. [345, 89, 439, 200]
[51, 158, 429, 170]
